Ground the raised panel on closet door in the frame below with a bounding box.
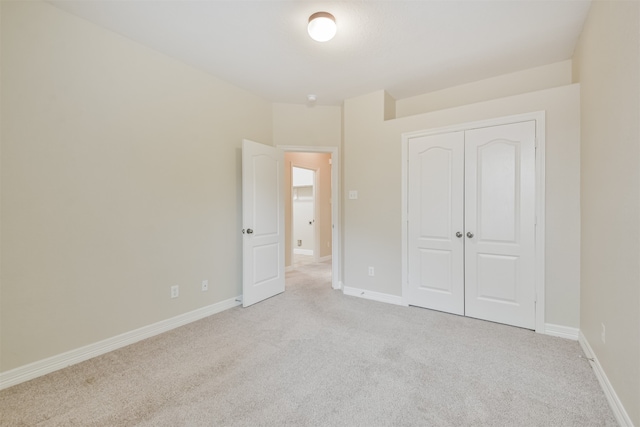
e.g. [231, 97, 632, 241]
[464, 121, 536, 329]
[407, 132, 464, 315]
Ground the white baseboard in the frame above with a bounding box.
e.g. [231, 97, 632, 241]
[544, 323, 579, 340]
[578, 331, 633, 426]
[334, 281, 344, 291]
[343, 286, 403, 306]
[0, 296, 242, 391]
[318, 255, 332, 262]
[293, 248, 313, 255]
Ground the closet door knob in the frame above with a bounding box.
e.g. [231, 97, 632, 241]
[455, 232, 463, 238]
[246, 228, 254, 234]
[466, 232, 474, 238]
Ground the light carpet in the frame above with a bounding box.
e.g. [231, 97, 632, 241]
[1, 260, 616, 426]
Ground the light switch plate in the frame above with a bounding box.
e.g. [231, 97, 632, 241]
[349, 190, 358, 200]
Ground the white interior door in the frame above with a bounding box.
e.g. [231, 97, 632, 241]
[242, 139, 285, 307]
[464, 121, 536, 329]
[407, 131, 465, 315]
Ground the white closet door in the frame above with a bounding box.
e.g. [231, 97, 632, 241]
[407, 132, 465, 315]
[464, 121, 536, 329]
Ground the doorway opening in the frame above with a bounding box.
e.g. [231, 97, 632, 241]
[292, 166, 316, 263]
[280, 146, 340, 290]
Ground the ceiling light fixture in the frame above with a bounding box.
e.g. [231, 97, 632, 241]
[308, 12, 336, 42]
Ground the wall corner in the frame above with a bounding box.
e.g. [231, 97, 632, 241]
[384, 91, 396, 121]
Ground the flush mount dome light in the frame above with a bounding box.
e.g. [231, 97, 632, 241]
[308, 12, 336, 42]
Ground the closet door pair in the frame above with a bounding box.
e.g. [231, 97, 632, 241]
[407, 121, 536, 329]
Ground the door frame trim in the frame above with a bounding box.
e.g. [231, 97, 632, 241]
[278, 145, 341, 290]
[401, 111, 546, 333]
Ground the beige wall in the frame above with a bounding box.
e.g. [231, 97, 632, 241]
[344, 85, 581, 329]
[572, 0, 640, 423]
[396, 60, 573, 118]
[0, 1, 272, 372]
[284, 153, 332, 267]
[273, 103, 342, 149]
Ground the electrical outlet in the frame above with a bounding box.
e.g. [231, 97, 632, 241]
[601, 323, 606, 344]
[368, 266, 375, 276]
[202, 280, 209, 292]
[171, 285, 179, 298]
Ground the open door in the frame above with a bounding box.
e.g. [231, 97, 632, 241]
[242, 139, 285, 307]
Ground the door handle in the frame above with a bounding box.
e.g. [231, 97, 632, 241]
[246, 228, 254, 234]
[456, 232, 463, 238]
[466, 232, 474, 238]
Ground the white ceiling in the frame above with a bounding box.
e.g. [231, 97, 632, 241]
[48, 1, 592, 106]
